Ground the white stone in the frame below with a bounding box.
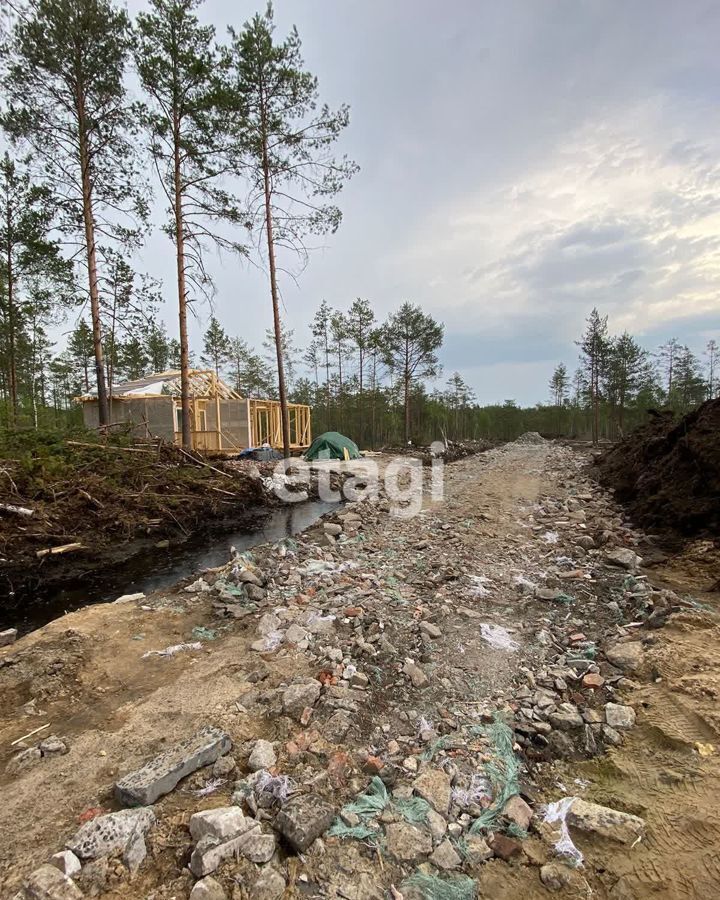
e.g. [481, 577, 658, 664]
[48, 851, 81, 878]
[248, 739, 277, 772]
[605, 702, 636, 730]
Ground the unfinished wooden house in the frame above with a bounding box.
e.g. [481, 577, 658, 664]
[79, 370, 312, 453]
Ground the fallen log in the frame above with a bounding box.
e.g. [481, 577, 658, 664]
[0, 503, 34, 518]
[66, 440, 154, 455]
[36, 542, 85, 558]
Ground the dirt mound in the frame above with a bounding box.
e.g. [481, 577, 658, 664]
[515, 431, 546, 445]
[380, 439, 494, 464]
[595, 399, 720, 539]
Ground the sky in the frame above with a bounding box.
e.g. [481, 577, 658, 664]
[123, 0, 720, 404]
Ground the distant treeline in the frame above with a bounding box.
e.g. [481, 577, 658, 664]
[1, 292, 716, 446]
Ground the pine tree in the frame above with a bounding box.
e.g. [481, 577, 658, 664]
[657, 337, 681, 400]
[549, 362, 568, 435]
[380, 303, 444, 443]
[0, 151, 70, 421]
[3, 0, 147, 425]
[66, 320, 94, 393]
[135, 0, 243, 448]
[227, 5, 358, 455]
[201, 316, 230, 377]
[671, 346, 705, 413]
[577, 308, 609, 444]
[605, 332, 646, 436]
[705, 339, 718, 399]
[227, 336, 274, 398]
[146, 319, 172, 372]
[263, 325, 296, 396]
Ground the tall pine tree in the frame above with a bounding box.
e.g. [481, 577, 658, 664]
[227, 4, 357, 455]
[3, 0, 147, 424]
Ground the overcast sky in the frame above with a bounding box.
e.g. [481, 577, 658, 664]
[124, 0, 720, 405]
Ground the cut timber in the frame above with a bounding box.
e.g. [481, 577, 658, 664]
[11, 722, 50, 746]
[0, 502, 34, 517]
[66, 440, 154, 454]
[36, 543, 85, 559]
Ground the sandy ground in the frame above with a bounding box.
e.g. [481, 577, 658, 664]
[1, 442, 718, 898]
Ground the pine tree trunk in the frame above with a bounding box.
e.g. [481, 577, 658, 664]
[4, 209, 17, 424]
[172, 117, 192, 450]
[404, 337, 410, 443]
[261, 144, 290, 457]
[77, 94, 109, 426]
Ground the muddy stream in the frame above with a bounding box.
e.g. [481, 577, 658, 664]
[3, 498, 340, 636]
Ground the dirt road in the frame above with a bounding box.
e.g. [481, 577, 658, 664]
[2, 439, 718, 899]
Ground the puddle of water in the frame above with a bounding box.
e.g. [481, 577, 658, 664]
[7, 499, 340, 634]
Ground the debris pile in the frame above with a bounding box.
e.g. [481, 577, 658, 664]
[5, 439, 684, 898]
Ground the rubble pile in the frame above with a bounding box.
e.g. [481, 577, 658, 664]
[10, 437, 690, 899]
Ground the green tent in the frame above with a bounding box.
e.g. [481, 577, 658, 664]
[305, 431, 361, 461]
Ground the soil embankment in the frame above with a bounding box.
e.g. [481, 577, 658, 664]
[0, 437, 272, 627]
[595, 399, 720, 539]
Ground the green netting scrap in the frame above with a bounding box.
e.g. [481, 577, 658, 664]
[403, 872, 476, 900]
[421, 735, 449, 761]
[468, 714, 521, 835]
[394, 795, 431, 825]
[341, 775, 389, 820]
[326, 821, 379, 841]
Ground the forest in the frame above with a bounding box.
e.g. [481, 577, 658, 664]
[0, 1, 716, 450]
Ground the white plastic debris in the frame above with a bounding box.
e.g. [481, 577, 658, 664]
[543, 797, 584, 866]
[451, 773, 492, 807]
[543, 531, 560, 545]
[141, 642, 203, 658]
[469, 575, 492, 597]
[190, 778, 226, 797]
[479, 623, 519, 651]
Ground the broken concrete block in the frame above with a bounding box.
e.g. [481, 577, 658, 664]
[604, 702, 636, 730]
[238, 829, 276, 863]
[39, 736, 69, 757]
[122, 832, 147, 875]
[49, 851, 81, 879]
[413, 769, 451, 815]
[605, 548, 642, 571]
[0, 627, 18, 647]
[190, 876, 228, 900]
[419, 621, 442, 639]
[464, 834, 493, 864]
[19, 864, 83, 899]
[67, 807, 156, 860]
[385, 821, 433, 861]
[567, 798, 645, 844]
[402, 658, 429, 688]
[606, 642, 644, 673]
[115, 726, 231, 805]
[274, 793, 335, 851]
[190, 826, 261, 877]
[250, 868, 286, 900]
[281, 681, 321, 720]
[189, 806, 249, 842]
[248, 739, 277, 772]
[502, 794, 534, 831]
[429, 838, 462, 870]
